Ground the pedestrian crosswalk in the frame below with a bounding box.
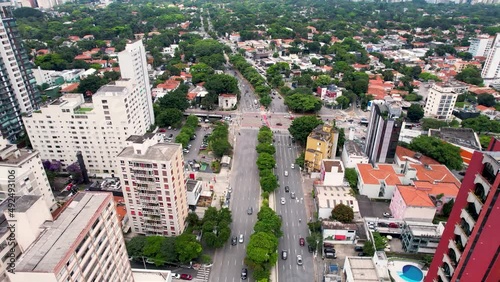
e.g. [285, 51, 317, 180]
[195, 265, 211, 281]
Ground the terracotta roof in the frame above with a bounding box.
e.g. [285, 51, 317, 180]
[395, 146, 440, 165]
[409, 163, 461, 187]
[460, 149, 473, 165]
[74, 54, 92, 60]
[220, 94, 236, 97]
[412, 181, 459, 197]
[476, 105, 495, 112]
[157, 79, 180, 90]
[113, 196, 127, 226]
[357, 164, 402, 186]
[187, 92, 197, 100]
[61, 83, 79, 93]
[397, 185, 435, 207]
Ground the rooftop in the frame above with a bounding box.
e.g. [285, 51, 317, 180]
[118, 143, 181, 161]
[186, 179, 198, 192]
[429, 127, 481, 151]
[316, 186, 356, 209]
[395, 146, 440, 165]
[308, 123, 335, 142]
[15, 193, 110, 273]
[397, 185, 435, 207]
[322, 160, 343, 173]
[346, 257, 381, 281]
[126, 133, 156, 144]
[0, 147, 38, 166]
[356, 164, 402, 186]
[0, 196, 42, 236]
[406, 221, 445, 237]
[344, 140, 366, 157]
[409, 163, 461, 187]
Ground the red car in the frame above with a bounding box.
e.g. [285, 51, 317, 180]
[180, 274, 193, 280]
[299, 238, 305, 246]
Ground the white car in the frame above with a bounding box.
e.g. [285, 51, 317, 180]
[239, 234, 244, 243]
[281, 197, 286, 205]
[284, 171, 289, 177]
[297, 255, 303, 265]
[291, 164, 295, 169]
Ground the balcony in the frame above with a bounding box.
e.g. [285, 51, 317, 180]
[448, 240, 462, 263]
[454, 224, 469, 247]
[474, 174, 490, 200]
[437, 267, 450, 282]
[131, 170, 153, 176]
[440, 259, 453, 280]
[460, 208, 476, 231]
[134, 185, 157, 192]
[137, 191, 157, 198]
[142, 209, 161, 216]
[139, 197, 158, 204]
[467, 191, 483, 214]
[134, 178, 155, 184]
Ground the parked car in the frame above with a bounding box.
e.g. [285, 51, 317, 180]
[357, 252, 365, 256]
[297, 255, 303, 265]
[231, 236, 237, 246]
[276, 122, 283, 126]
[383, 212, 392, 218]
[299, 238, 305, 246]
[281, 250, 288, 260]
[354, 246, 364, 252]
[388, 222, 399, 228]
[179, 274, 193, 280]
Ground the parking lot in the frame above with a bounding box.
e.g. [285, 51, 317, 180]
[356, 195, 391, 218]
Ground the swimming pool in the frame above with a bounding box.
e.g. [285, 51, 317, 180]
[398, 264, 423, 282]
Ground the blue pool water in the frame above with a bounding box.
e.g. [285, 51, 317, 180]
[398, 265, 423, 282]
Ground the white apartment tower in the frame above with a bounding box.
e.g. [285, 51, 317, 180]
[424, 82, 468, 121]
[118, 40, 155, 126]
[482, 39, 500, 87]
[8, 192, 133, 282]
[117, 133, 188, 236]
[0, 4, 41, 142]
[468, 34, 496, 57]
[0, 137, 57, 211]
[23, 79, 150, 177]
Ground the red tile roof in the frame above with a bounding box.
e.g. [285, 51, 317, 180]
[61, 83, 79, 93]
[397, 185, 435, 207]
[395, 146, 440, 165]
[157, 79, 180, 90]
[357, 164, 402, 186]
[408, 164, 461, 187]
[113, 196, 127, 226]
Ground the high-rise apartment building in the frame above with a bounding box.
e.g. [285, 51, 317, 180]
[468, 34, 496, 57]
[0, 3, 40, 142]
[9, 192, 133, 282]
[425, 138, 500, 282]
[118, 40, 155, 126]
[424, 81, 467, 121]
[0, 137, 56, 211]
[23, 79, 151, 177]
[117, 133, 188, 236]
[365, 99, 402, 164]
[482, 38, 500, 87]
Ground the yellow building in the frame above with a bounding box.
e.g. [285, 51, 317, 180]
[304, 123, 339, 172]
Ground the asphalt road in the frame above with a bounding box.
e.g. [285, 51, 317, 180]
[274, 132, 315, 282]
[210, 129, 261, 282]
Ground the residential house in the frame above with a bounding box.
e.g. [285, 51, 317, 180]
[322, 221, 358, 245]
[218, 94, 237, 110]
[316, 85, 342, 102]
[187, 83, 208, 102]
[153, 79, 181, 100]
[319, 160, 345, 186]
[341, 140, 369, 169]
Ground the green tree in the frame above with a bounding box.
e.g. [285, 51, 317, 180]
[257, 127, 273, 144]
[462, 115, 500, 134]
[295, 152, 305, 168]
[126, 236, 146, 258]
[344, 168, 358, 191]
[157, 87, 190, 111]
[256, 143, 276, 155]
[77, 75, 108, 94]
[409, 136, 463, 170]
[331, 203, 354, 223]
[363, 240, 375, 256]
[245, 232, 279, 273]
[479, 135, 492, 149]
[175, 234, 202, 264]
[156, 108, 183, 128]
[284, 93, 322, 113]
[336, 96, 350, 109]
[407, 104, 424, 122]
[477, 94, 496, 107]
[260, 174, 278, 193]
[256, 153, 276, 171]
[455, 66, 483, 86]
[382, 70, 394, 81]
[254, 206, 282, 237]
[204, 74, 239, 95]
[288, 116, 323, 144]
[442, 199, 454, 217]
[211, 139, 232, 158]
[421, 118, 454, 131]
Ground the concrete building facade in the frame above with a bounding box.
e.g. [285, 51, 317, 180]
[9, 192, 133, 282]
[304, 123, 339, 172]
[116, 133, 188, 236]
[0, 138, 57, 211]
[0, 4, 41, 142]
[482, 38, 500, 87]
[424, 82, 467, 121]
[365, 101, 402, 164]
[425, 139, 500, 282]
